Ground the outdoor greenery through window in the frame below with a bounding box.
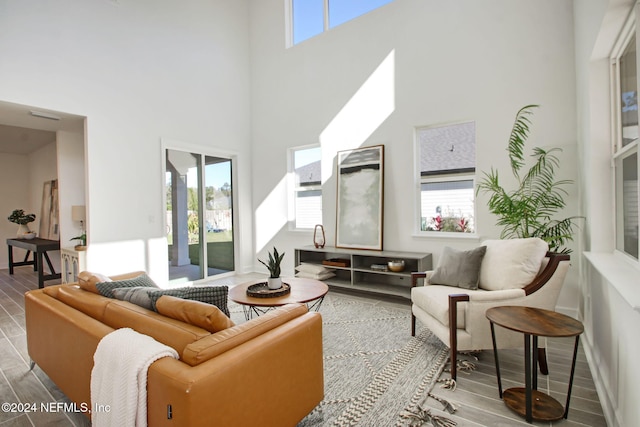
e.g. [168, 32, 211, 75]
[417, 122, 476, 234]
[165, 150, 234, 282]
[612, 24, 639, 260]
[292, 145, 322, 229]
[290, 0, 394, 45]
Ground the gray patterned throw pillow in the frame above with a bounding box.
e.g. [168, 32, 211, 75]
[147, 286, 230, 316]
[111, 286, 157, 311]
[95, 273, 158, 298]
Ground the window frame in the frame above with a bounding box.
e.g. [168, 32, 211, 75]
[288, 144, 323, 231]
[611, 10, 640, 262]
[614, 148, 639, 258]
[414, 121, 478, 238]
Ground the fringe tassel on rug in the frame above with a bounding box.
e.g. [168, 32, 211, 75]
[444, 359, 477, 375]
[436, 378, 456, 391]
[457, 360, 476, 372]
[458, 351, 480, 361]
[427, 393, 457, 414]
[400, 405, 457, 427]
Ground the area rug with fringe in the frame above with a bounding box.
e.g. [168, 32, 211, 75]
[230, 291, 452, 426]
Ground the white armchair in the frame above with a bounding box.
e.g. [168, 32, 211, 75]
[410, 238, 570, 381]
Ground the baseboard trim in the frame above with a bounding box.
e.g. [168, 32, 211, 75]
[580, 333, 620, 427]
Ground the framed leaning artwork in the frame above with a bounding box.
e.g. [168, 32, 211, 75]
[335, 145, 384, 251]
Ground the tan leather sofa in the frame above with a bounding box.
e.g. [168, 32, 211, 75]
[24, 273, 324, 426]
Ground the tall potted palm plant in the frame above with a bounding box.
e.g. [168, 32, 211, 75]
[476, 105, 581, 253]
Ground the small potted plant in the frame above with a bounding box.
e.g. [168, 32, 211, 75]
[70, 233, 87, 251]
[8, 209, 37, 238]
[258, 247, 285, 289]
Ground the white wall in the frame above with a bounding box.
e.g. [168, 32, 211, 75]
[249, 0, 581, 312]
[0, 0, 252, 283]
[574, 1, 640, 426]
[57, 128, 86, 245]
[0, 143, 58, 270]
[0, 154, 30, 268]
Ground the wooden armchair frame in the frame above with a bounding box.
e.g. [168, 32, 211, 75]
[411, 252, 570, 381]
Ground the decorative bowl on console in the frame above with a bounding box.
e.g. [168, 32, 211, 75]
[387, 260, 405, 272]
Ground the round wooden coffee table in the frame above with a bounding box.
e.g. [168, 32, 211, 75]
[486, 306, 584, 423]
[229, 277, 329, 320]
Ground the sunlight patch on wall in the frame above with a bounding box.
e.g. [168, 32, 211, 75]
[87, 238, 174, 288]
[86, 240, 147, 277]
[146, 237, 169, 286]
[255, 175, 289, 252]
[320, 49, 395, 184]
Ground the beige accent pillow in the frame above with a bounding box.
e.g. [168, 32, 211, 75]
[295, 271, 336, 280]
[155, 295, 235, 333]
[478, 238, 549, 291]
[295, 263, 334, 275]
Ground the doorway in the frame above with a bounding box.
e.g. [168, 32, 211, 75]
[0, 100, 85, 273]
[165, 149, 235, 283]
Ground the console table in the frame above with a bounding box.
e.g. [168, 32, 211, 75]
[295, 246, 431, 299]
[486, 306, 584, 423]
[7, 238, 61, 288]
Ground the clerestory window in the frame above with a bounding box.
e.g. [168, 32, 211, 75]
[289, 0, 394, 46]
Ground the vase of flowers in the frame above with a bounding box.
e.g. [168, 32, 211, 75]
[8, 209, 36, 238]
[258, 247, 285, 289]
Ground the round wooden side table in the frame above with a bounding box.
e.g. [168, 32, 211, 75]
[229, 277, 329, 320]
[486, 306, 584, 423]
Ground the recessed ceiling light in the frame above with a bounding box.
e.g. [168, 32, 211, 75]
[29, 110, 61, 121]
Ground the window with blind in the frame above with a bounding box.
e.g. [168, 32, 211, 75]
[291, 146, 322, 229]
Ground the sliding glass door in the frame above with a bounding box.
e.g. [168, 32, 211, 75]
[165, 149, 234, 283]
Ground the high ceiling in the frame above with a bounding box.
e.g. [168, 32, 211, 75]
[0, 101, 85, 155]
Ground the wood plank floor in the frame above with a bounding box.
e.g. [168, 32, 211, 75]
[0, 268, 607, 426]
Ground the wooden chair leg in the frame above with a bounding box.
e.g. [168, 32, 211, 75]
[450, 337, 457, 381]
[538, 347, 549, 375]
[448, 294, 469, 381]
[411, 314, 416, 336]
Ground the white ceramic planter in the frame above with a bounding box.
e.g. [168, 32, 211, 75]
[17, 224, 31, 238]
[267, 277, 282, 290]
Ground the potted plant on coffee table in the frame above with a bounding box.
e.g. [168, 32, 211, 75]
[258, 247, 285, 289]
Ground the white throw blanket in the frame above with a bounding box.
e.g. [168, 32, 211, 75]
[91, 328, 178, 427]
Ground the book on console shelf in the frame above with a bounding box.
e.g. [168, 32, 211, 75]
[321, 258, 350, 267]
